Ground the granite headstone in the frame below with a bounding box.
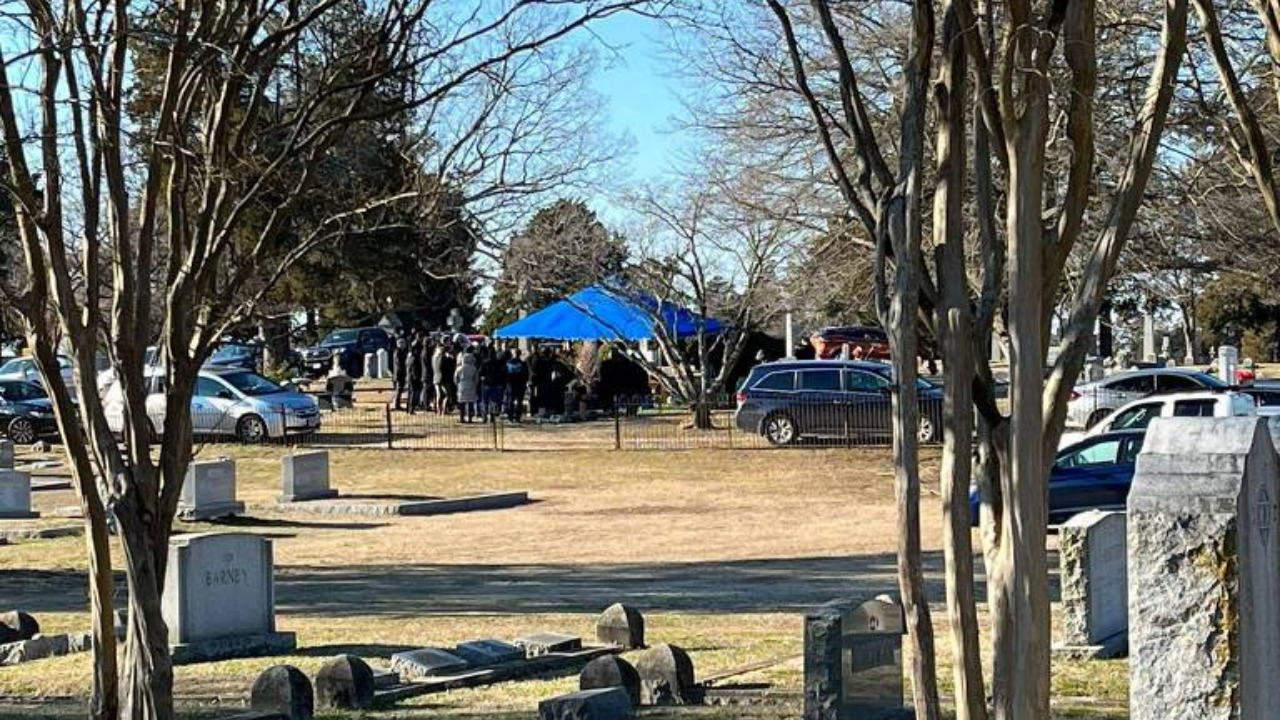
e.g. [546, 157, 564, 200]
[514, 632, 582, 657]
[634, 643, 695, 706]
[315, 654, 375, 710]
[596, 603, 645, 649]
[250, 665, 313, 720]
[280, 451, 338, 502]
[580, 655, 641, 706]
[451, 639, 523, 666]
[178, 458, 245, 520]
[1128, 417, 1280, 720]
[1057, 510, 1128, 658]
[538, 687, 634, 720]
[0, 440, 13, 470]
[0, 470, 36, 519]
[389, 647, 469, 679]
[161, 532, 295, 662]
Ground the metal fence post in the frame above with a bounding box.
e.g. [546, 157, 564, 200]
[384, 403, 393, 450]
[614, 409, 622, 450]
[492, 415, 500, 451]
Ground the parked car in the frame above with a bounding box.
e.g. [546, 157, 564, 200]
[299, 327, 391, 378]
[734, 359, 943, 446]
[95, 346, 160, 394]
[1060, 389, 1255, 448]
[0, 355, 74, 387]
[1241, 384, 1280, 416]
[0, 379, 59, 444]
[104, 368, 321, 443]
[206, 342, 263, 372]
[809, 326, 890, 360]
[972, 430, 1146, 526]
[1066, 368, 1229, 428]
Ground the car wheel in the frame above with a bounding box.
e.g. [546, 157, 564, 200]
[236, 414, 269, 444]
[917, 415, 939, 444]
[7, 417, 38, 445]
[1085, 409, 1110, 429]
[763, 413, 798, 446]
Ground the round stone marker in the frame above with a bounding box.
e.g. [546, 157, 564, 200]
[579, 655, 641, 706]
[315, 654, 375, 710]
[0, 611, 40, 643]
[250, 665, 314, 720]
[595, 603, 645, 649]
[634, 643, 695, 706]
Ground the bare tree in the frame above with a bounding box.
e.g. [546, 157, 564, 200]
[0, 2, 655, 718]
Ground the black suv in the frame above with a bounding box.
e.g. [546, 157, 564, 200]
[0, 379, 59, 444]
[300, 327, 391, 378]
[734, 359, 944, 446]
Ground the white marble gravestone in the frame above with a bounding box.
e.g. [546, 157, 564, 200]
[1128, 417, 1280, 720]
[1142, 312, 1157, 363]
[1056, 510, 1127, 658]
[179, 458, 244, 521]
[280, 450, 338, 502]
[0, 470, 37, 519]
[162, 533, 294, 663]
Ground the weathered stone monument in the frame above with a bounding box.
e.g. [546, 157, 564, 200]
[515, 631, 582, 657]
[0, 440, 13, 470]
[250, 665, 314, 720]
[161, 532, 295, 663]
[315, 654, 375, 710]
[390, 647, 469, 679]
[178, 458, 244, 520]
[580, 655, 641, 706]
[596, 603, 645, 649]
[1128, 417, 1280, 720]
[804, 596, 906, 720]
[452, 639, 523, 666]
[0, 470, 37, 519]
[1142, 311, 1157, 363]
[280, 450, 338, 502]
[1219, 344, 1239, 383]
[634, 643, 695, 706]
[1055, 510, 1127, 659]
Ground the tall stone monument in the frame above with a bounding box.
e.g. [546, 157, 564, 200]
[1141, 311, 1157, 363]
[162, 532, 295, 663]
[1128, 417, 1280, 720]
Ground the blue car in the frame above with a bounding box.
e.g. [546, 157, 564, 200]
[970, 429, 1145, 526]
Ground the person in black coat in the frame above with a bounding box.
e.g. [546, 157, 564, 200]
[391, 333, 410, 411]
[479, 348, 509, 423]
[505, 349, 530, 421]
[530, 347, 553, 417]
[407, 334, 426, 414]
[418, 339, 436, 412]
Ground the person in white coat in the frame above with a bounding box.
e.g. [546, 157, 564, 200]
[454, 348, 480, 423]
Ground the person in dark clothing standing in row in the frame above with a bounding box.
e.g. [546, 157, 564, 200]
[505, 349, 529, 421]
[432, 343, 448, 414]
[477, 347, 505, 423]
[529, 347, 552, 417]
[392, 333, 410, 411]
[418, 338, 435, 411]
[407, 333, 426, 414]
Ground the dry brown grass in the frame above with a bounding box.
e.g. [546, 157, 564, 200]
[1, 445, 1125, 719]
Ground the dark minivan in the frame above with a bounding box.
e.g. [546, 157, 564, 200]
[734, 360, 943, 446]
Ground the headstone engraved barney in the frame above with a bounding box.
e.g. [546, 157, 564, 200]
[0, 470, 37, 519]
[162, 533, 295, 663]
[1128, 417, 1280, 720]
[1055, 510, 1127, 659]
[178, 458, 245, 521]
[280, 451, 338, 502]
[804, 596, 906, 720]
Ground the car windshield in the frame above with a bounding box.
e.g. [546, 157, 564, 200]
[1194, 372, 1230, 388]
[321, 330, 359, 345]
[212, 344, 253, 360]
[217, 371, 283, 396]
[0, 381, 46, 402]
[0, 359, 28, 375]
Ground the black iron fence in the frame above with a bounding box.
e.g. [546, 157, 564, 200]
[186, 391, 934, 452]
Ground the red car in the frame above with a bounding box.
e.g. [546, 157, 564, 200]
[810, 326, 891, 360]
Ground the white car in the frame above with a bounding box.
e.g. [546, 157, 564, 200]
[1059, 390, 1256, 448]
[104, 367, 321, 443]
[0, 355, 75, 387]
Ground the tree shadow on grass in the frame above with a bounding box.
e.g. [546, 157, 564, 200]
[0, 549, 1061, 619]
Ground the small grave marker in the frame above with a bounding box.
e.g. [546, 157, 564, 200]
[452, 639, 523, 666]
[0, 470, 37, 519]
[280, 451, 338, 502]
[515, 632, 582, 657]
[389, 648, 469, 679]
[178, 458, 244, 520]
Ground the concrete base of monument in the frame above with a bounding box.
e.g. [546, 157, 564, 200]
[171, 631, 297, 665]
[278, 489, 340, 503]
[269, 491, 530, 518]
[178, 501, 246, 522]
[1052, 630, 1128, 660]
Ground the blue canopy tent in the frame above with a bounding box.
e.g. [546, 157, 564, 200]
[493, 285, 724, 341]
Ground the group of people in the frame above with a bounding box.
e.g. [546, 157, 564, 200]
[390, 331, 574, 423]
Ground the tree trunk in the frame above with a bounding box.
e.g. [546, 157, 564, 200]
[119, 513, 174, 720]
[992, 96, 1052, 720]
[933, 7, 986, 717]
[86, 509, 119, 720]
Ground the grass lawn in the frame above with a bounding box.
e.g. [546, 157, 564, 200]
[0, 444, 1126, 718]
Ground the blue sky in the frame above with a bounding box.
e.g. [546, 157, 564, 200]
[585, 12, 689, 213]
